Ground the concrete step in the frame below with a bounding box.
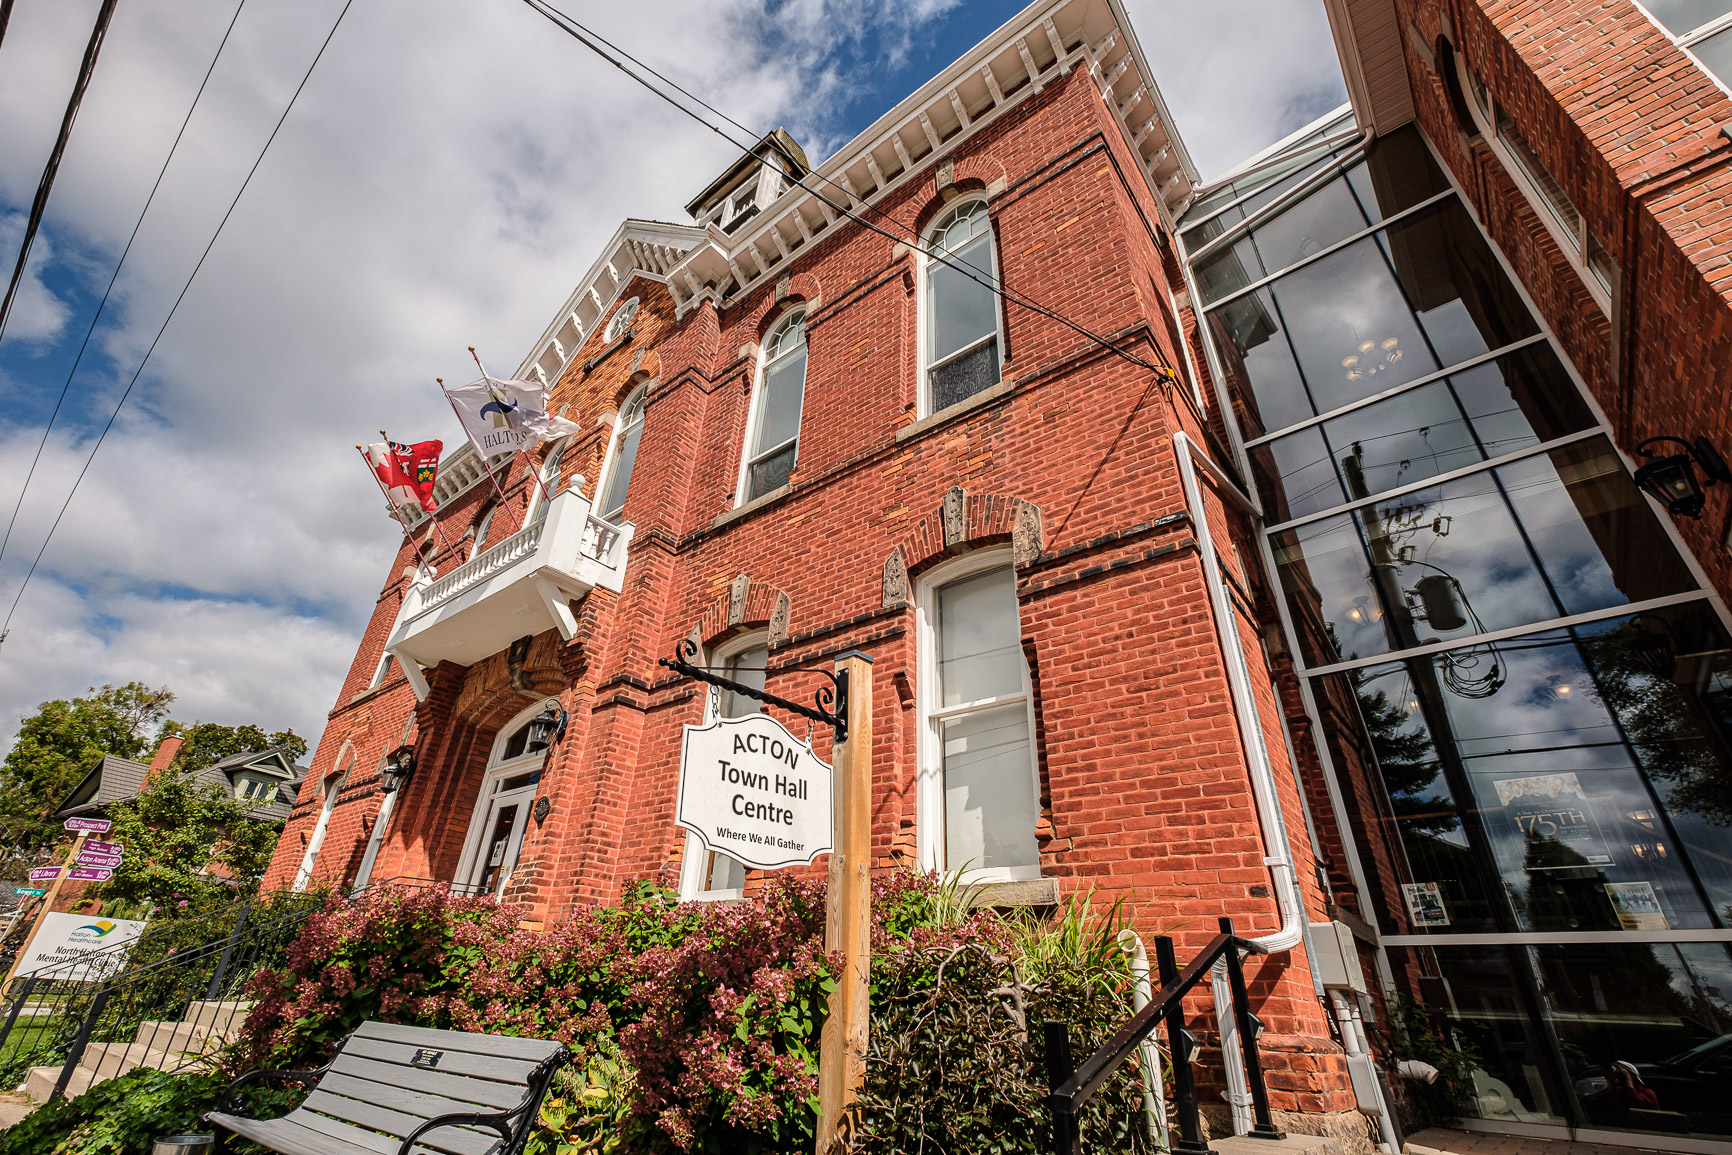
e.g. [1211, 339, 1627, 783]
[182, 999, 250, 1039]
[1212, 1135, 1346, 1155]
[24, 1062, 96, 1103]
[77, 1039, 177, 1080]
[130, 1019, 219, 1054]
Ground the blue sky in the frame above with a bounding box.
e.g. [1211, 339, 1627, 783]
[0, 0, 1345, 758]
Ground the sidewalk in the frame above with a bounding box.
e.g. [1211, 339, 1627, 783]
[1407, 1128, 1683, 1155]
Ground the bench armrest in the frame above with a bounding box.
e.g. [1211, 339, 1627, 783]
[397, 1110, 513, 1155]
[218, 1063, 328, 1113]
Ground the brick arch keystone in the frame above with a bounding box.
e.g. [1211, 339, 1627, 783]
[689, 573, 794, 649]
[883, 486, 1044, 605]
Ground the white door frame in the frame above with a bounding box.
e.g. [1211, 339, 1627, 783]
[451, 701, 550, 896]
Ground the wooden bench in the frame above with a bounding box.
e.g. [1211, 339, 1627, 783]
[204, 1021, 570, 1155]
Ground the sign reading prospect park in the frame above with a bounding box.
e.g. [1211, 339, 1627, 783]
[676, 713, 833, 870]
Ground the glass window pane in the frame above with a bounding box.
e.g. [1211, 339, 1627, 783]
[748, 444, 796, 500]
[720, 645, 768, 719]
[706, 851, 746, 891]
[1248, 175, 1371, 279]
[1692, 24, 1732, 83]
[938, 567, 1022, 705]
[599, 414, 642, 520]
[930, 233, 998, 363]
[942, 702, 1038, 872]
[754, 346, 806, 456]
[931, 340, 1000, 412]
[1344, 126, 1452, 224]
[1643, 0, 1732, 34]
[1208, 289, 1313, 436]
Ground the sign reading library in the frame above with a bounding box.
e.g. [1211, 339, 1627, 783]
[676, 713, 833, 870]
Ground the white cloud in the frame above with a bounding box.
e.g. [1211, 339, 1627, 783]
[1123, 0, 1348, 182]
[0, 214, 72, 345]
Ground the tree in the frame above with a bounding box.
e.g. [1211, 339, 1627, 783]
[0, 683, 174, 862]
[92, 765, 283, 918]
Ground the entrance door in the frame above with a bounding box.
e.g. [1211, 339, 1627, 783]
[453, 705, 549, 898]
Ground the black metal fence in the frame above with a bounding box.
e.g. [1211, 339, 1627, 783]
[1045, 917, 1284, 1155]
[0, 892, 326, 1094]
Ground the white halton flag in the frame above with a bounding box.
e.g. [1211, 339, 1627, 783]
[444, 376, 580, 460]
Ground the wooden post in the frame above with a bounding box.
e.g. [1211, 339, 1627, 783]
[816, 650, 872, 1154]
[2, 831, 87, 992]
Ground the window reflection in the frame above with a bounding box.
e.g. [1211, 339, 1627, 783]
[1326, 603, 1732, 938]
[1274, 438, 1694, 667]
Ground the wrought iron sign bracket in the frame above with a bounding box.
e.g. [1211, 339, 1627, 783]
[659, 638, 848, 743]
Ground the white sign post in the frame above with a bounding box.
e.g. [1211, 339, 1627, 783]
[675, 714, 833, 869]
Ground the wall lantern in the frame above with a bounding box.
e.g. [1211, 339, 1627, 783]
[1633, 436, 1732, 518]
[524, 699, 569, 754]
[381, 745, 416, 794]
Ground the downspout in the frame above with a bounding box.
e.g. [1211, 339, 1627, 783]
[1117, 929, 1172, 1151]
[1173, 431, 1303, 954]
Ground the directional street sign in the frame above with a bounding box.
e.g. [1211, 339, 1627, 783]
[75, 851, 123, 868]
[13, 888, 45, 897]
[67, 867, 112, 882]
[27, 868, 60, 882]
[62, 817, 111, 834]
[85, 841, 122, 855]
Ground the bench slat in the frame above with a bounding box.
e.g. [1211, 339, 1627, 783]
[207, 1112, 397, 1155]
[277, 1108, 402, 1155]
[302, 1089, 501, 1155]
[341, 1035, 541, 1084]
[318, 1069, 509, 1124]
[354, 1022, 561, 1063]
[331, 1053, 526, 1112]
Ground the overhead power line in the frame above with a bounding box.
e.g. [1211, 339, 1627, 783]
[0, 0, 251, 572]
[517, 0, 1177, 382]
[0, 0, 357, 651]
[0, 0, 120, 347]
[0, 0, 16, 54]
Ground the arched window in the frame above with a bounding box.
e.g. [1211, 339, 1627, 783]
[467, 504, 497, 562]
[598, 387, 647, 523]
[740, 311, 807, 503]
[293, 753, 351, 893]
[923, 199, 1002, 414]
[454, 703, 550, 898]
[530, 441, 567, 522]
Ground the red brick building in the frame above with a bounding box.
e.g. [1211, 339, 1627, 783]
[265, 0, 1732, 1149]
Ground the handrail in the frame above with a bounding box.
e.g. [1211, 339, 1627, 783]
[1046, 917, 1282, 1155]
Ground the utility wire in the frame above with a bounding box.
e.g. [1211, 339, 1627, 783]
[0, 0, 250, 571]
[0, 0, 120, 347]
[0, 0, 15, 54]
[0, 0, 357, 651]
[519, 0, 1177, 382]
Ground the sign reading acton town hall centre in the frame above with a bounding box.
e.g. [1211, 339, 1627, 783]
[676, 714, 833, 870]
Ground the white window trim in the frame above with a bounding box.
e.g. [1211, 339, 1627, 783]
[450, 700, 550, 897]
[678, 630, 769, 901]
[369, 648, 394, 689]
[917, 198, 1006, 420]
[596, 385, 649, 523]
[1631, 2, 1732, 100]
[915, 549, 1043, 885]
[734, 312, 807, 507]
[293, 762, 349, 893]
[1453, 53, 1614, 312]
[529, 439, 568, 522]
[467, 505, 497, 562]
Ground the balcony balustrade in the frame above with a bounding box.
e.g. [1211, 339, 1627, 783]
[385, 480, 633, 697]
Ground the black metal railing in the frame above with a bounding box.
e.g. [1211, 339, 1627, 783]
[0, 893, 325, 1092]
[1045, 917, 1284, 1155]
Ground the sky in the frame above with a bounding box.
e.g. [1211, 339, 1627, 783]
[0, 0, 1346, 763]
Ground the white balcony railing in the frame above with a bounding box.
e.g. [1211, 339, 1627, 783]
[384, 480, 634, 698]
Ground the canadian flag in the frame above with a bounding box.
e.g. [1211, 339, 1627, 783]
[366, 440, 442, 513]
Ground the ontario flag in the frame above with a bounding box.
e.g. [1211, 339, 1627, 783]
[366, 440, 442, 513]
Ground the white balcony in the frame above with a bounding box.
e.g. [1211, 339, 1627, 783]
[386, 483, 634, 698]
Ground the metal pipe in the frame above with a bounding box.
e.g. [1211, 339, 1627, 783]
[1172, 431, 1303, 953]
[1117, 929, 1172, 1150]
[1210, 958, 1254, 1135]
[1330, 989, 1400, 1154]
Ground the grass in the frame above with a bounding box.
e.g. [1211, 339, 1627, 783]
[0, 1014, 63, 1072]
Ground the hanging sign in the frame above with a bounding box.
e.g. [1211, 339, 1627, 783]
[27, 868, 60, 882]
[63, 817, 111, 834]
[67, 867, 112, 882]
[676, 713, 833, 870]
[13, 913, 146, 980]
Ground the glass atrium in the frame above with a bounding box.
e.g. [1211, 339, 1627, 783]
[1181, 108, 1732, 1145]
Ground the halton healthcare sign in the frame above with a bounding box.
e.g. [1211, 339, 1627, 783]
[14, 913, 146, 981]
[675, 714, 833, 870]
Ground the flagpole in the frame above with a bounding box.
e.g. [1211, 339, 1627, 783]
[376, 432, 462, 562]
[469, 346, 556, 511]
[356, 445, 433, 579]
[438, 376, 523, 533]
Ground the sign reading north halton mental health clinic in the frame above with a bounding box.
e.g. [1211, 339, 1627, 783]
[676, 714, 833, 871]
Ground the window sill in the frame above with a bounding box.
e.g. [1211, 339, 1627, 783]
[895, 378, 1015, 443]
[967, 877, 1059, 909]
[712, 483, 793, 531]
